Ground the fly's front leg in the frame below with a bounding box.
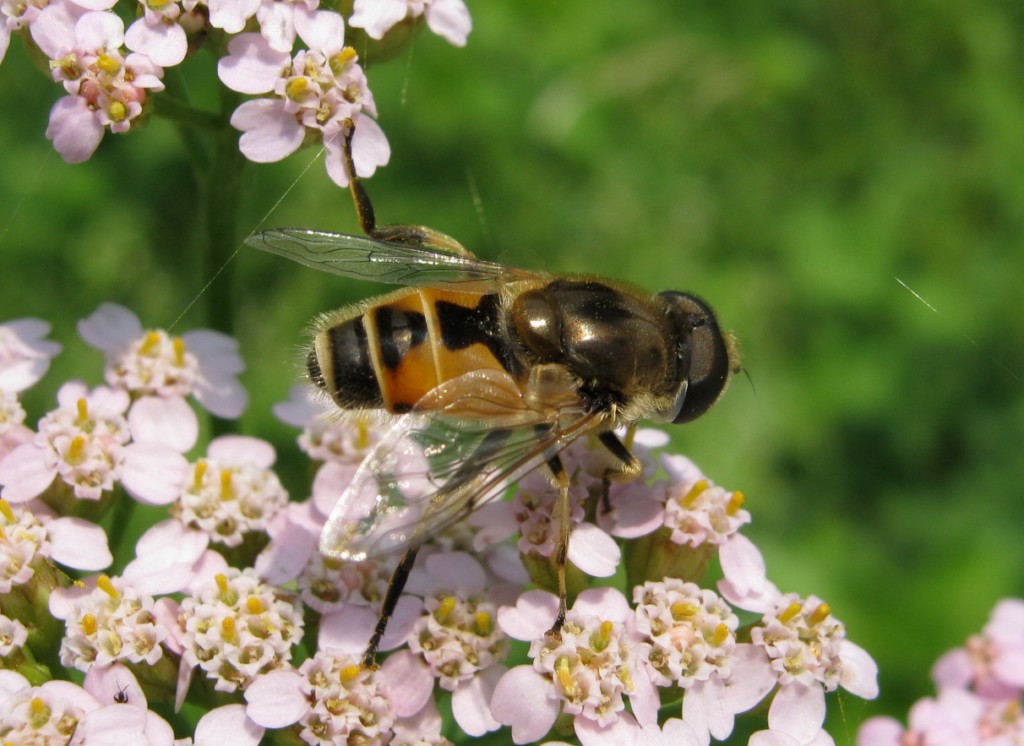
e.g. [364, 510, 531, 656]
[340, 124, 473, 256]
[596, 428, 641, 513]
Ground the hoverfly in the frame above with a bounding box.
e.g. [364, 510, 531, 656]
[249, 133, 739, 667]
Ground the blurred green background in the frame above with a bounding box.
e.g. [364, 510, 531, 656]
[2, 0, 1023, 741]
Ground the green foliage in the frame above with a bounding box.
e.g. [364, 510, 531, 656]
[2, 1, 1023, 741]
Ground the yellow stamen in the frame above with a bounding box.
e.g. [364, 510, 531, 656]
[219, 469, 234, 501]
[726, 491, 745, 516]
[474, 611, 492, 636]
[29, 697, 51, 728]
[555, 656, 576, 697]
[681, 480, 709, 508]
[147, 0, 171, 9]
[328, 46, 357, 76]
[711, 622, 730, 646]
[66, 435, 87, 465]
[215, 574, 229, 593]
[809, 603, 831, 626]
[246, 596, 264, 615]
[435, 596, 457, 624]
[339, 664, 361, 682]
[173, 337, 186, 367]
[107, 100, 127, 123]
[0, 500, 14, 522]
[97, 574, 120, 600]
[81, 614, 97, 636]
[76, 398, 89, 423]
[139, 331, 162, 356]
[670, 601, 698, 621]
[591, 620, 613, 652]
[779, 601, 803, 624]
[285, 77, 308, 99]
[193, 460, 208, 490]
[97, 53, 120, 74]
[221, 617, 238, 644]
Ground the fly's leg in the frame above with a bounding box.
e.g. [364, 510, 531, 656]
[596, 428, 641, 513]
[546, 453, 571, 636]
[362, 545, 419, 668]
[340, 124, 473, 256]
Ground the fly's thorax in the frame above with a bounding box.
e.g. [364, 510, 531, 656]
[508, 278, 676, 403]
[307, 287, 513, 414]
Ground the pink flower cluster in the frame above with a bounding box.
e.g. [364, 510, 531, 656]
[0, 306, 880, 744]
[3, 0, 469, 179]
[859, 599, 1024, 746]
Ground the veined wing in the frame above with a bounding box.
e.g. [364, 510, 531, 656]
[248, 229, 539, 291]
[319, 370, 604, 561]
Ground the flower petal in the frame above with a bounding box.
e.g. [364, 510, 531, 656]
[217, 33, 289, 94]
[231, 99, 304, 164]
[767, 681, 825, 744]
[129, 395, 198, 452]
[567, 522, 620, 577]
[451, 665, 504, 736]
[46, 517, 113, 570]
[424, 0, 471, 46]
[47, 95, 105, 164]
[78, 303, 143, 352]
[490, 666, 559, 744]
[121, 442, 188, 506]
[244, 670, 307, 728]
[0, 443, 56, 503]
[194, 704, 264, 746]
[379, 650, 434, 718]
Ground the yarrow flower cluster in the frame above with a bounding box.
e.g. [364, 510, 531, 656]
[4, 0, 470, 180]
[0, 309, 886, 744]
[859, 599, 1024, 746]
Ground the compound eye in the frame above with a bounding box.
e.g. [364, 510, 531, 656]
[658, 291, 735, 424]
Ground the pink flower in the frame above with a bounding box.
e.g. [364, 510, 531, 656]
[124, 0, 188, 67]
[0, 670, 102, 742]
[349, 0, 471, 47]
[0, 380, 189, 505]
[244, 651, 410, 741]
[932, 598, 1024, 698]
[79, 302, 247, 430]
[177, 435, 289, 548]
[31, 7, 164, 162]
[750, 594, 879, 743]
[492, 587, 659, 744]
[632, 578, 776, 742]
[218, 10, 390, 188]
[0, 500, 114, 581]
[0, 317, 62, 393]
[404, 551, 509, 735]
[178, 567, 304, 693]
[50, 573, 170, 672]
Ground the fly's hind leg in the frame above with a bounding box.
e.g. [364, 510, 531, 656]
[362, 545, 419, 668]
[340, 124, 473, 256]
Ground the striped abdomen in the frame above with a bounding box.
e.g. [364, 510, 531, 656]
[309, 288, 512, 414]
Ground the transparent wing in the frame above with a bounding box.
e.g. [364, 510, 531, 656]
[248, 228, 540, 291]
[319, 370, 603, 561]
